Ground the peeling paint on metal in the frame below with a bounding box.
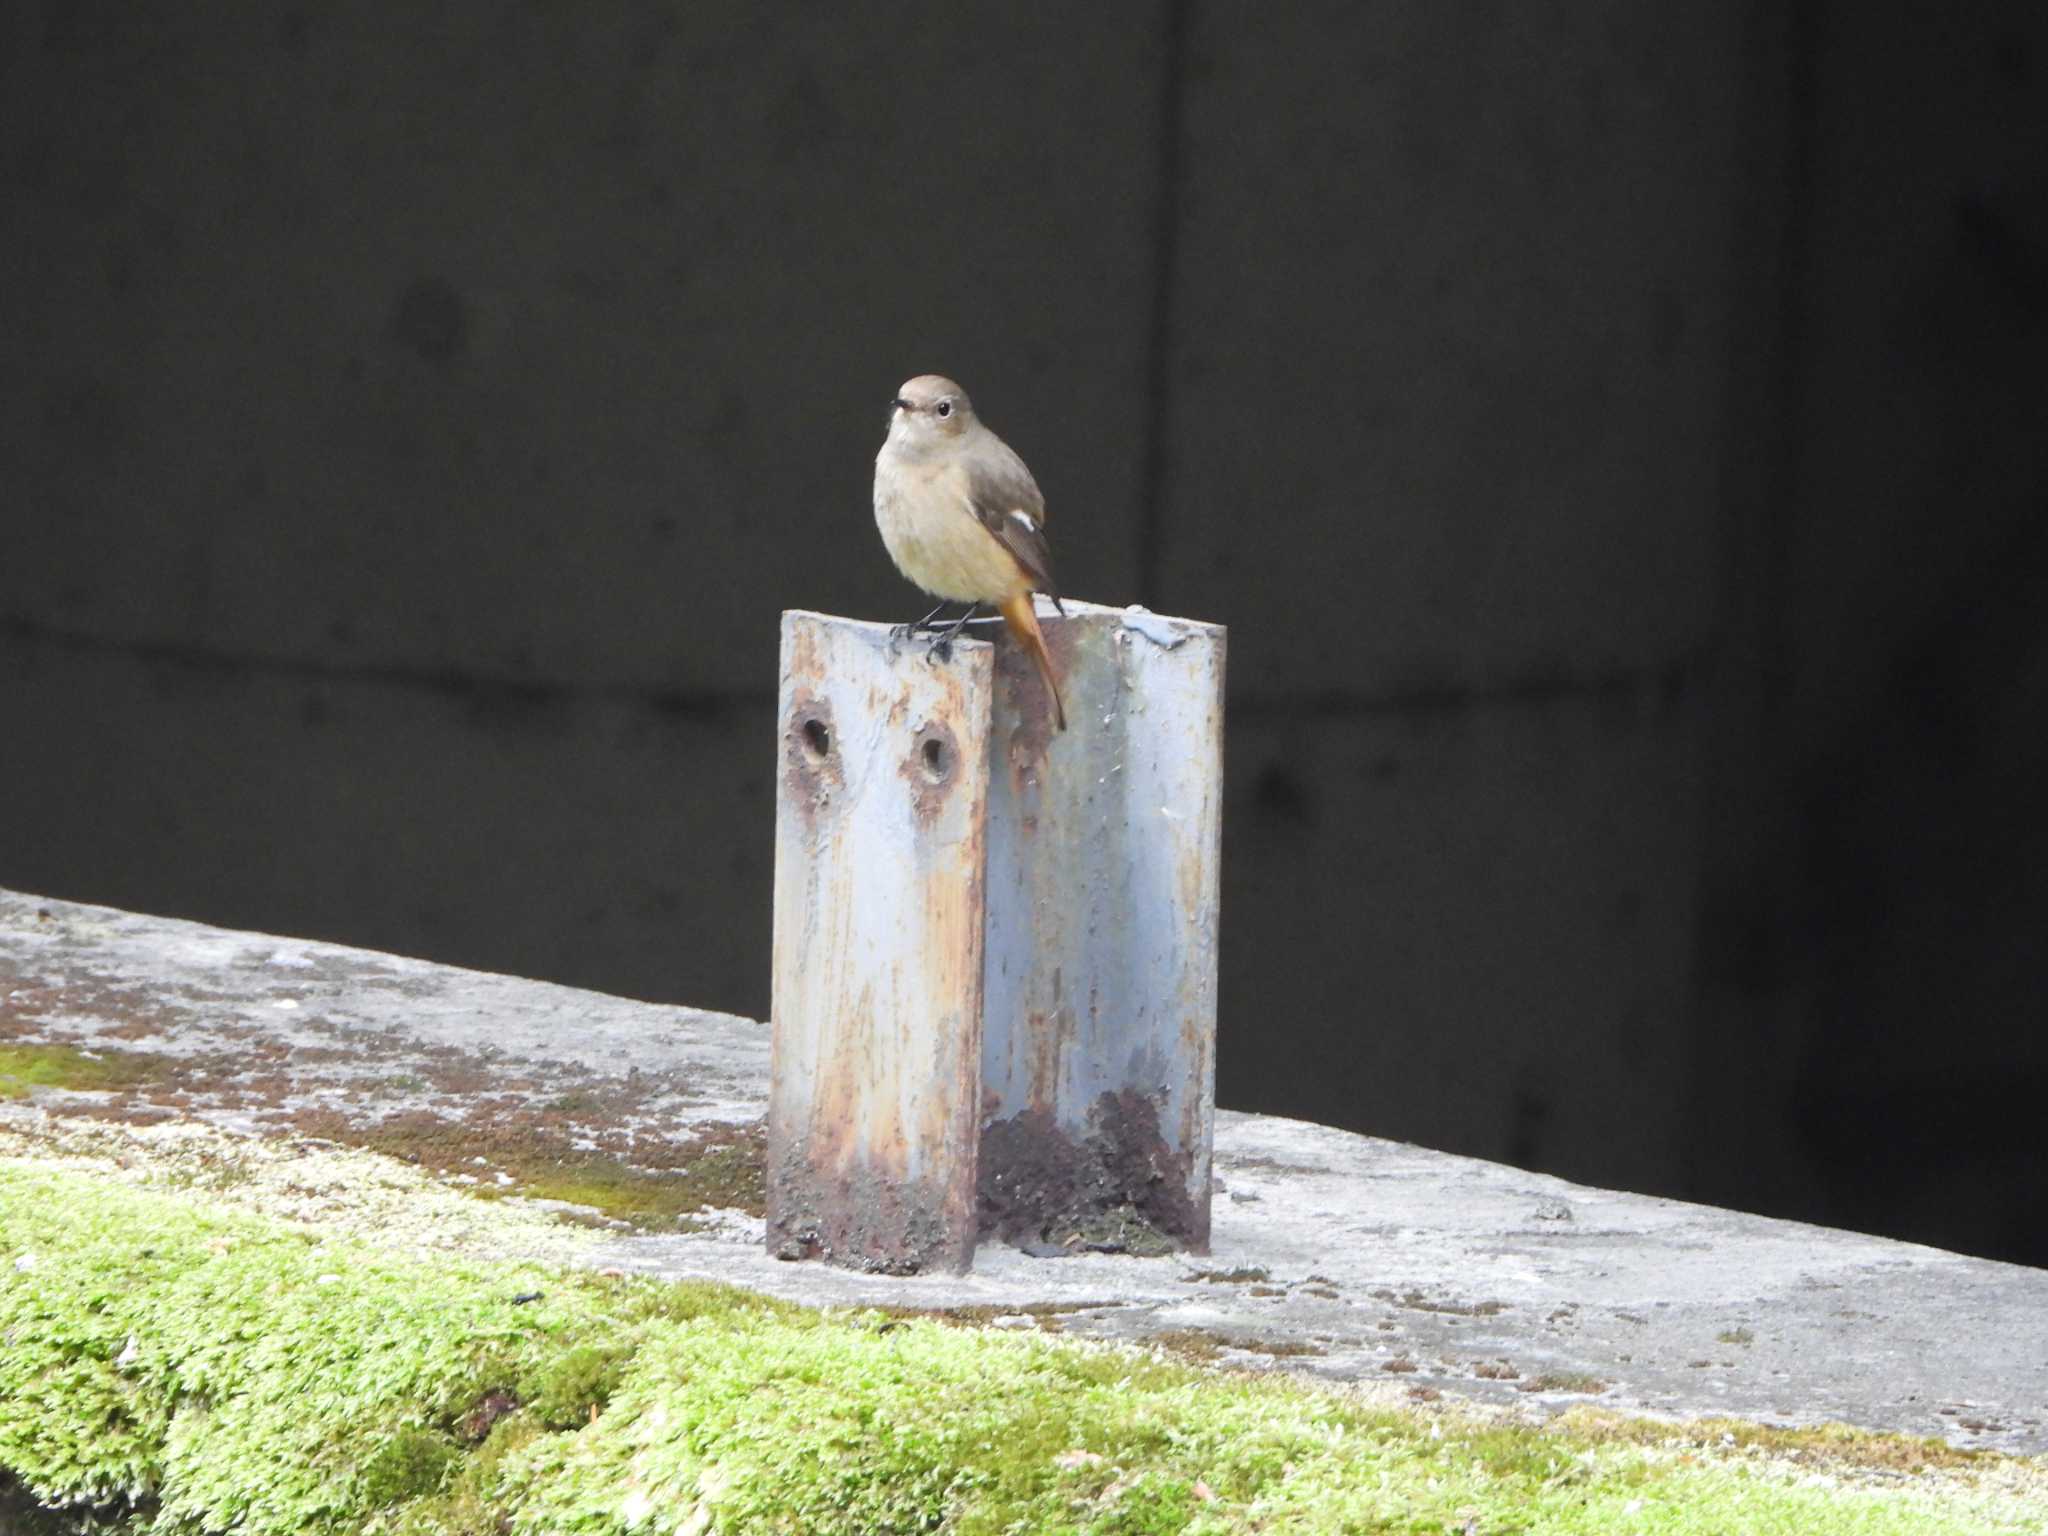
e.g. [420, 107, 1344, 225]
[767, 612, 993, 1274]
[982, 599, 1225, 1252]
[1118, 604, 1192, 649]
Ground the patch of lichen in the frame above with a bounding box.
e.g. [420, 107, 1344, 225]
[310, 1113, 768, 1231]
[1518, 1370, 1611, 1396]
[2, 1163, 2039, 1536]
[0, 1036, 768, 1231]
[872, 1300, 1109, 1335]
[0, 1043, 166, 1101]
[509, 1146, 748, 1229]
[1148, 1328, 1328, 1365]
[1063, 1203, 1180, 1257]
[1186, 1266, 1270, 1284]
[1371, 1287, 1508, 1317]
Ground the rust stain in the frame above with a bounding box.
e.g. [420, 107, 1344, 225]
[768, 612, 987, 1275]
[1172, 777, 1218, 925]
[804, 984, 879, 1176]
[914, 740, 985, 1246]
[900, 718, 964, 827]
[1023, 1004, 1071, 1118]
[780, 688, 842, 828]
[997, 616, 1059, 795]
[1005, 720, 1047, 811]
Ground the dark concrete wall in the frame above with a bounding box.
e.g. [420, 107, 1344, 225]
[1690, 4, 2048, 1265]
[5, 3, 2044, 1262]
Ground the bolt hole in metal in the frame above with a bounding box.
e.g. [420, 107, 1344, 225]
[800, 717, 831, 761]
[920, 735, 949, 782]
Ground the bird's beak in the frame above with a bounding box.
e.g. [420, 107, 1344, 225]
[891, 397, 911, 413]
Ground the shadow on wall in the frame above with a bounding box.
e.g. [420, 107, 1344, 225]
[1795, 511, 2048, 1263]
[1783, 136, 2048, 1263]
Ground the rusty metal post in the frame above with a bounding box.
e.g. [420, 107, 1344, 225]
[979, 600, 1225, 1253]
[767, 600, 1224, 1273]
[766, 612, 992, 1273]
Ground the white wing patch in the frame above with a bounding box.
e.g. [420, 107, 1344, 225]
[1009, 511, 1037, 534]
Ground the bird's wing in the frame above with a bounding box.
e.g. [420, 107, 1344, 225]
[963, 438, 1059, 599]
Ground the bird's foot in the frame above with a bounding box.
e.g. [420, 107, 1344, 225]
[892, 601, 954, 656]
[924, 603, 982, 666]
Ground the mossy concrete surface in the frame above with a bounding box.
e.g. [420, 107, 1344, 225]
[5, 887, 2048, 1469]
[5, 1162, 2044, 1535]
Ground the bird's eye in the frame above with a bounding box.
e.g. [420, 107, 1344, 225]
[936, 400, 952, 418]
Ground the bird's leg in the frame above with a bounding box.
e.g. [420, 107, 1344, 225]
[926, 604, 983, 663]
[891, 600, 953, 647]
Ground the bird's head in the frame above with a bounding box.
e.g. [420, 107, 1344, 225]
[886, 375, 975, 452]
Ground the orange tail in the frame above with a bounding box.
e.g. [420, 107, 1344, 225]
[997, 591, 1066, 732]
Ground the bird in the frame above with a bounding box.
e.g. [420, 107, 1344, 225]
[872, 374, 1067, 731]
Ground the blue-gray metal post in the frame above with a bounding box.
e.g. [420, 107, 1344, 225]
[767, 601, 1224, 1272]
[979, 600, 1225, 1253]
[766, 612, 992, 1273]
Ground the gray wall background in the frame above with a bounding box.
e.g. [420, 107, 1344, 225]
[6, 4, 2045, 1263]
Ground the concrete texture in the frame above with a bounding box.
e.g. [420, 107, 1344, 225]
[5, 890, 2043, 1456]
[1222, 691, 1703, 1189]
[1156, 2, 1743, 695]
[0, 623, 774, 1013]
[2, 5, 1160, 691]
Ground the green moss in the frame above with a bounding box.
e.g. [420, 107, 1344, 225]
[1092, 1473, 1202, 1535]
[361, 1428, 458, 1506]
[513, 1164, 707, 1226]
[335, 1116, 767, 1231]
[523, 1344, 628, 1430]
[395, 1413, 545, 1536]
[1559, 1407, 1992, 1474]
[0, 1043, 164, 1101]
[1, 1162, 2040, 1536]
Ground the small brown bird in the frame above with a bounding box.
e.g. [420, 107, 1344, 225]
[872, 375, 1067, 731]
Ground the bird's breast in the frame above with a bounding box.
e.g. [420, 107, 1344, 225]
[872, 457, 1019, 604]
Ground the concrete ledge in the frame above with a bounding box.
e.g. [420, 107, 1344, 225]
[2, 889, 2043, 1458]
